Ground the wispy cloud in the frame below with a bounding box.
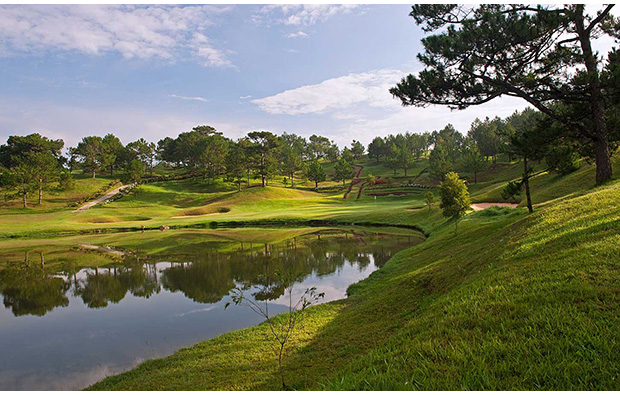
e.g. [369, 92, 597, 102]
[170, 94, 209, 102]
[251, 68, 531, 147]
[252, 69, 404, 115]
[239, 95, 252, 100]
[287, 31, 308, 39]
[0, 5, 234, 68]
[252, 5, 360, 27]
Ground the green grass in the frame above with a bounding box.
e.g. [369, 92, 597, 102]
[86, 160, 620, 390]
[0, 174, 117, 212]
[1, 153, 618, 389]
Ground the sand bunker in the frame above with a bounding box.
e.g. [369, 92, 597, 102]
[471, 202, 519, 211]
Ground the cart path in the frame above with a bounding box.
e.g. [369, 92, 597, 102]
[343, 165, 364, 200]
[73, 184, 133, 212]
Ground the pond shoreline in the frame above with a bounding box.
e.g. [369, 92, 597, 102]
[1, 219, 429, 240]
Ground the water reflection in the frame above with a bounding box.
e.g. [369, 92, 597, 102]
[0, 228, 422, 390]
[0, 263, 69, 317]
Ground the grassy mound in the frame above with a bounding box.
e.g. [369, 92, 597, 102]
[176, 186, 324, 217]
[87, 178, 620, 390]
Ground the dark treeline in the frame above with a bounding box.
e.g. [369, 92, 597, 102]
[1, 103, 617, 208]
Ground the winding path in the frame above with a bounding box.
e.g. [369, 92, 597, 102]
[343, 165, 363, 200]
[73, 184, 133, 212]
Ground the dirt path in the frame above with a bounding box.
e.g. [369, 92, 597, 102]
[343, 165, 364, 200]
[471, 202, 519, 211]
[73, 184, 133, 212]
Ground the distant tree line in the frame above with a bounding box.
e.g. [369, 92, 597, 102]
[0, 104, 615, 210]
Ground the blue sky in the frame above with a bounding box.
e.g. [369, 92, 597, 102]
[0, 4, 614, 148]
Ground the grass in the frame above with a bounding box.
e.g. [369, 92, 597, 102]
[1, 152, 619, 390]
[0, 173, 117, 211]
[85, 156, 619, 390]
[0, 153, 614, 239]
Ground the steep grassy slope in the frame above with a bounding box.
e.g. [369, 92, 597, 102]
[88, 176, 620, 390]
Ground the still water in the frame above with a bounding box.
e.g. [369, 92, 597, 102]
[0, 227, 423, 390]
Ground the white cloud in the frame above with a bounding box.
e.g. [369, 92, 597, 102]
[287, 31, 308, 39]
[239, 95, 252, 100]
[170, 94, 209, 102]
[0, 5, 234, 68]
[251, 68, 532, 147]
[252, 5, 359, 27]
[252, 69, 404, 115]
[188, 32, 233, 68]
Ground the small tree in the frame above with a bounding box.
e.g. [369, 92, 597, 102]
[367, 136, 385, 162]
[76, 136, 103, 178]
[501, 181, 522, 202]
[428, 144, 452, 182]
[59, 171, 75, 191]
[125, 159, 144, 184]
[439, 172, 471, 235]
[351, 140, 365, 159]
[30, 151, 60, 204]
[424, 191, 434, 210]
[226, 270, 324, 390]
[2, 159, 38, 208]
[225, 141, 247, 191]
[306, 159, 326, 188]
[341, 147, 354, 164]
[332, 158, 353, 186]
[462, 141, 486, 183]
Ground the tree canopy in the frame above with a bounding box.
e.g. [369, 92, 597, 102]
[390, 4, 618, 183]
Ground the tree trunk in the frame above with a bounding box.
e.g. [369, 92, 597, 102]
[315, 180, 318, 188]
[523, 157, 533, 214]
[290, 172, 294, 187]
[576, 4, 613, 183]
[594, 136, 612, 183]
[92, 168, 96, 178]
[247, 169, 250, 187]
[38, 179, 43, 204]
[22, 190, 27, 208]
[261, 156, 266, 187]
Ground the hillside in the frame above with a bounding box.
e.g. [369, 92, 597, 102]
[87, 166, 620, 390]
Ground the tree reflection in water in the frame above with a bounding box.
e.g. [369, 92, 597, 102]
[0, 229, 420, 316]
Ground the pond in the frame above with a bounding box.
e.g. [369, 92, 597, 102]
[0, 227, 423, 390]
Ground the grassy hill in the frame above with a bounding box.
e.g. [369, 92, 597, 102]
[85, 155, 620, 390]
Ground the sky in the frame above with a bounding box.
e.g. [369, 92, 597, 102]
[0, 4, 615, 149]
